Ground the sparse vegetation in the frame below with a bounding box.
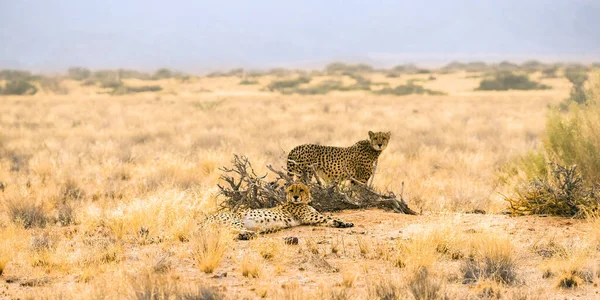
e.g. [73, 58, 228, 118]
[239, 78, 259, 85]
[377, 83, 445, 96]
[111, 84, 163, 95]
[475, 71, 550, 91]
[266, 76, 311, 92]
[1, 62, 599, 298]
[1, 79, 38, 95]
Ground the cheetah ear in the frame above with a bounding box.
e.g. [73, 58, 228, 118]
[368, 131, 375, 139]
[385, 131, 391, 138]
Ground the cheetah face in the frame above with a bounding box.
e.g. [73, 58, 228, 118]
[286, 183, 311, 204]
[368, 131, 391, 151]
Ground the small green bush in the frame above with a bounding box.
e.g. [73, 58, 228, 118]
[1, 80, 38, 95]
[475, 71, 550, 91]
[564, 68, 589, 105]
[377, 83, 445, 96]
[266, 76, 311, 92]
[153, 68, 173, 79]
[520, 60, 545, 73]
[100, 79, 123, 89]
[111, 85, 162, 95]
[0, 69, 33, 81]
[325, 62, 373, 75]
[239, 79, 259, 85]
[541, 66, 559, 78]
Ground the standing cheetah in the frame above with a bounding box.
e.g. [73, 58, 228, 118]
[205, 183, 354, 240]
[287, 131, 391, 184]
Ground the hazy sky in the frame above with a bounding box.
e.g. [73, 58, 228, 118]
[1, 0, 599, 72]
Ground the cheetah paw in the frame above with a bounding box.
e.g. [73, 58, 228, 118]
[334, 220, 354, 228]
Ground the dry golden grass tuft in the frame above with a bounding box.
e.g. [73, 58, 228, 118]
[240, 253, 263, 278]
[340, 267, 359, 287]
[0, 225, 29, 275]
[190, 225, 232, 273]
[462, 233, 518, 284]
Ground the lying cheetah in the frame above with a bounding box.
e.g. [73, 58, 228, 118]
[287, 131, 391, 184]
[205, 183, 354, 240]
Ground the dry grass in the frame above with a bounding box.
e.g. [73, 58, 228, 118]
[1, 71, 593, 298]
[462, 233, 518, 284]
[190, 225, 232, 273]
[541, 248, 595, 289]
[240, 253, 263, 278]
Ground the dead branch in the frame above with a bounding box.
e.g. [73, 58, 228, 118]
[217, 155, 417, 215]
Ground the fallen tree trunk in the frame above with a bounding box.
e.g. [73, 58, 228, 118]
[217, 154, 417, 215]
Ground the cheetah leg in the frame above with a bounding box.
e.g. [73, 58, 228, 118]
[230, 221, 257, 240]
[298, 206, 354, 228]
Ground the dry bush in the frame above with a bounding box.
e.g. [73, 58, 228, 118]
[190, 225, 232, 273]
[407, 267, 445, 300]
[462, 234, 517, 284]
[218, 155, 416, 214]
[507, 163, 599, 218]
[6, 197, 49, 229]
[368, 276, 402, 300]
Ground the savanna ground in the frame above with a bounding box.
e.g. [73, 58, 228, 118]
[1, 69, 600, 299]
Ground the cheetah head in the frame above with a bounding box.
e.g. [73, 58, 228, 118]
[368, 131, 391, 151]
[286, 183, 311, 204]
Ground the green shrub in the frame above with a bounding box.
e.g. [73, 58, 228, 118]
[564, 68, 589, 105]
[111, 85, 162, 95]
[118, 69, 152, 80]
[0, 69, 33, 81]
[441, 61, 489, 73]
[67, 67, 91, 80]
[325, 62, 373, 75]
[239, 79, 259, 85]
[153, 68, 173, 79]
[286, 80, 344, 95]
[520, 60, 545, 73]
[541, 66, 559, 78]
[377, 83, 445, 96]
[475, 71, 550, 91]
[505, 72, 600, 217]
[440, 61, 466, 73]
[464, 61, 489, 73]
[100, 79, 123, 89]
[1, 80, 38, 95]
[266, 76, 311, 92]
